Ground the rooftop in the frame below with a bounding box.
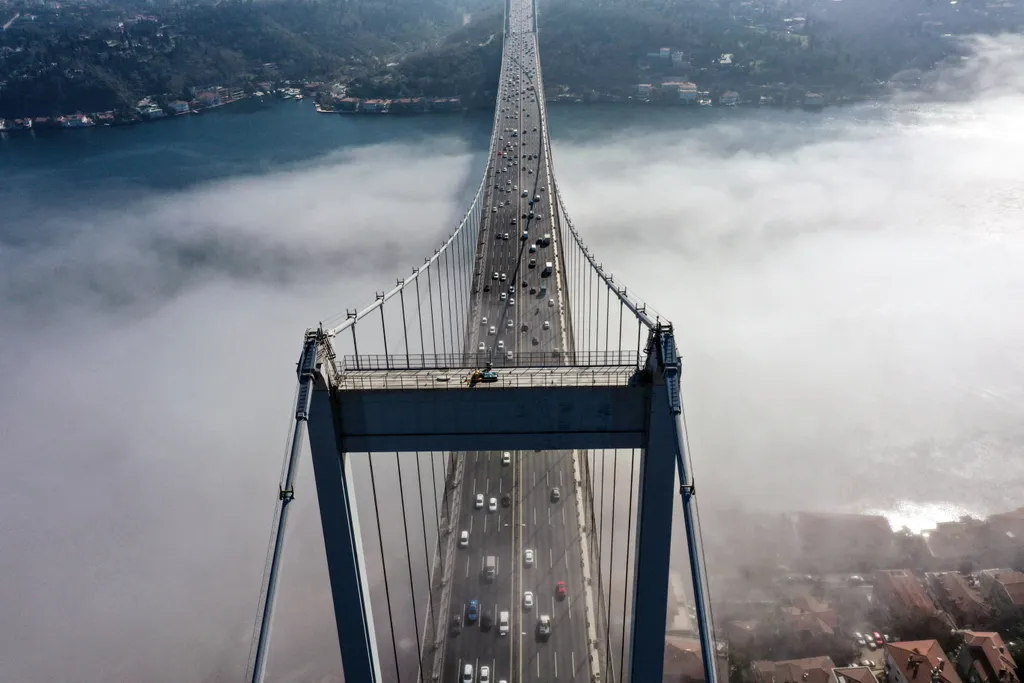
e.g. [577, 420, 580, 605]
[961, 631, 1019, 683]
[885, 640, 961, 683]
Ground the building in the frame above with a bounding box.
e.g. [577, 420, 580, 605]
[927, 519, 987, 564]
[169, 100, 190, 115]
[720, 91, 739, 106]
[833, 666, 879, 683]
[927, 573, 990, 626]
[660, 47, 671, 59]
[978, 570, 1024, 614]
[956, 632, 1019, 683]
[804, 92, 825, 110]
[672, 50, 686, 65]
[660, 81, 697, 102]
[754, 657, 837, 683]
[360, 99, 388, 113]
[781, 595, 837, 638]
[665, 636, 728, 683]
[875, 570, 939, 619]
[637, 83, 653, 98]
[792, 513, 894, 570]
[884, 641, 961, 683]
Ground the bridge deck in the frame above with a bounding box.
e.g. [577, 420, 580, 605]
[335, 365, 639, 391]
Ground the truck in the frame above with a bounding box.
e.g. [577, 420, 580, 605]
[541, 262, 553, 277]
[538, 233, 551, 246]
[537, 614, 551, 639]
[499, 611, 510, 636]
[485, 555, 497, 579]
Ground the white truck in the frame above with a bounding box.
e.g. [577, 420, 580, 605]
[499, 611, 510, 636]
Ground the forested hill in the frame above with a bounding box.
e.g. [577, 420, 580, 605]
[0, 0, 489, 117]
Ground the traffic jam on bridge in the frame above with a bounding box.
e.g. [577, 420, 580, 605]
[445, 1, 593, 682]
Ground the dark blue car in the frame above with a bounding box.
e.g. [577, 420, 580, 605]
[467, 599, 479, 622]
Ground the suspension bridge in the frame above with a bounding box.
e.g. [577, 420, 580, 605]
[244, 0, 718, 681]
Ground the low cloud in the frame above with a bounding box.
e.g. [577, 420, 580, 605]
[553, 35, 1024, 521]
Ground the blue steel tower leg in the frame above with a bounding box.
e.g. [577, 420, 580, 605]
[631, 327, 719, 683]
[306, 367, 383, 683]
[630, 331, 680, 683]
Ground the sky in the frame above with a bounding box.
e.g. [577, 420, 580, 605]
[2, 32, 1024, 683]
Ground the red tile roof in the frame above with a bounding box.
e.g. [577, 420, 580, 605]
[875, 570, 938, 616]
[753, 656, 837, 683]
[885, 640, 961, 683]
[962, 631, 1019, 683]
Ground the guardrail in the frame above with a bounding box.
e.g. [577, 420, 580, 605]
[339, 350, 639, 371]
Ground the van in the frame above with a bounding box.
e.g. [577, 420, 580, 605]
[499, 611, 510, 636]
[485, 555, 497, 579]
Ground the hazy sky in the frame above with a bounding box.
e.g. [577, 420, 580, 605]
[2, 32, 1024, 683]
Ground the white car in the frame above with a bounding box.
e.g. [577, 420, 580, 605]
[475, 494, 484, 509]
[482, 317, 488, 325]
[508, 298, 515, 306]
[524, 591, 534, 609]
[548, 298, 555, 307]
[478, 342, 485, 351]
[525, 549, 534, 566]
[492, 272, 498, 280]
[488, 497, 498, 512]
[500, 292, 507, 301]
[497, 340, 505, 350]
[502, 451, 511, 465]
[542, 320, 550, 330]
[492, 206, 497, 213]
[460, 530, 469, 547]
[489, 326, 496, 335]
[480, 666, 491, 683]
[506, 351, 514, 360]
[507, 320, 513, 328]
[500, 273, 507, 282]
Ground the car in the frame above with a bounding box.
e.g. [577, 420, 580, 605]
[507, 319, 514, 329]
[529, 258, 537, 269]
[451, 613, 462, 634]
[525, 549, 534, 566]
[537, 614, 551, 637]
[509, 298, 515, 306]
[548, 298, 555, 307]
[459, 530, 469, 547]
[500, 273, 507, 282]
[509, 285, 516, 294]
[529, 245, 537, 253]
[477, 342, 486, 351]
[492, 272, 499, 280]
[492, 206, 497, 213]
[524, 591, 534, 609]
[462, 664, 474, 683]
[506, 350, 513, 360]
[521, 231, 529, 241]
[503, 233, 510, 240]
[502, 493, 511, 507]
[475, 493, 484, 508]
[467, 599, 479, 622]
[551, 487, 560, 502]
[481, 611, 493, 630]
[542, 320, 550, 330]
[479, 666, 491, 683]
[498, 340, 505, 350]
[502, 451, 511, 465]
[500, 292, 507, 301]
[489, 497, 498, 512]
[556, 581, 567, 599]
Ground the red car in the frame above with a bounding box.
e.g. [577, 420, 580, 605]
[556, 581, 567, 599]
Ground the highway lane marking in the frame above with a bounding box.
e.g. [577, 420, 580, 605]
[555, 651, 558, 678]
[533, 507, 536, 525]
[470, 516, 473, 533]
[484, 515, 488, 534]
[561, 507, 566, 525]
[549, 548, 553, 568]
[466, 557, 470, 579]
[572, 651, 575, 675]
[567, 595, 571, 618]
[537, 653, 541, 677]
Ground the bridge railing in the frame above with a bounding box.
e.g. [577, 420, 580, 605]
[339, 349, 638, 371]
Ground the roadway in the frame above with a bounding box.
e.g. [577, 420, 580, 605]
[440, 0, 591, 681]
